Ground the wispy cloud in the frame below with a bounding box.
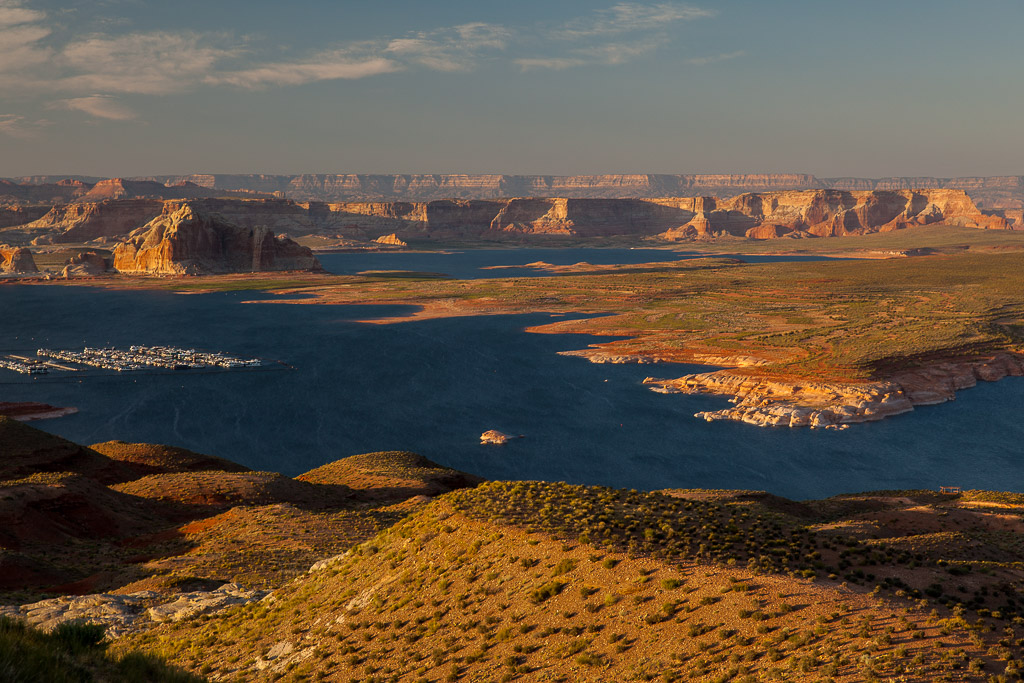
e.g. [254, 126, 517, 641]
[209, 54, 401, 88]
[59, 95, 135, 120]
[0, 114, 49, 138]
[385, 22, 511, 72]
[0, 1, 725, 121]
[514, 57, 588, 71]
[0, 0, 45, 28]
[0, 0, 52, 72]
[685, 50, 745, 66]
[559, 2, 714, 40]
[520, 2, 714, 71]
[56, 32, 243, 95]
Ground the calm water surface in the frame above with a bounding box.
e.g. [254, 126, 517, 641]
[317, 248, 843, 279]
[2, 249, 1020, 500]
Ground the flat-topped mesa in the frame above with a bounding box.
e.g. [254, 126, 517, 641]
[658, 189, 1006, 240]
[0, 246, 38, 274]
[112, 201, 322, 275]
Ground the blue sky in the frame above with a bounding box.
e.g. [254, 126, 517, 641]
[1, 0, 1022, 177]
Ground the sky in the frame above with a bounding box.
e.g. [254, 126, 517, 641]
[1, 0, 1022, 178]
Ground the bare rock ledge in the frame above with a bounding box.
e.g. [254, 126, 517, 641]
[643, 352, 1024, 429]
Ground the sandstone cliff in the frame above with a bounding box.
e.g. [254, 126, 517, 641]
[27, 199, 163, 244]
[112, 203, 321, 275]
[657, 189, 1005, 240]
[0, 205, 50, 229]
[120, 173, 1024, 210]
[0, 178, 90, 204]
[0, 246, 38, 274]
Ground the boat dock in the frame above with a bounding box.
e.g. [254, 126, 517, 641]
[1, 345, 266, 375]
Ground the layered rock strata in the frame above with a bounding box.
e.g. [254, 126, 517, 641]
[124, 173, 1024, 210]
[112, 203, 321, 275]
[643, 353, 1024, 428]
[1, 189, 1012, 245]
[0, 246, 38, 273]
[27, 199, 163, 244]
[657, 189, 1006, 240]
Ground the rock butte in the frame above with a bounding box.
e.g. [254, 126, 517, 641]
[0, 246, 37, 273]
[112, 202, 321, 275]
[373, 233, 407, 247]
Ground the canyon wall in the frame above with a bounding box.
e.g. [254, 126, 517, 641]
[5, 174, 1023, 215]
[115, 173, 1024, 210]
[11, 189, 1007, 249]
[27, 199, 164, 244]
[112, 203, 321, 275]
[658, 189, 1006, 240]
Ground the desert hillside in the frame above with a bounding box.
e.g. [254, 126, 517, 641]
[2, 418, 1024, 680]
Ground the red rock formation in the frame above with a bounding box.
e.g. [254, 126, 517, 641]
[0, 179, 91, 204]
[60, 251, 109, 278]
[112, 202, 321, 275]
[0, 205, 51, 229]
[27, 199, 163, 243]
[657, 189, 1003, 240]
[0, 246, 38, 273]
[373, 233, 407, 246]
[126, 173, 1024, 210]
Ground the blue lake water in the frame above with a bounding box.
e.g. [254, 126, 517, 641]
[2, 249, 1022, 500]
[317, 248, 843, 279]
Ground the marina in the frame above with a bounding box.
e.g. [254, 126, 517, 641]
[1, 345, 265, 375]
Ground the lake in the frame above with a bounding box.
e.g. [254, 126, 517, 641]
[1, 249, 1021, 500]
[316, 247, 844, 279]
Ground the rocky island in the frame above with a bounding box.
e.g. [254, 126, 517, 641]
[112, 202, 321, 275]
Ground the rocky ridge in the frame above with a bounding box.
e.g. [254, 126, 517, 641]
[112, 202, 321, 274]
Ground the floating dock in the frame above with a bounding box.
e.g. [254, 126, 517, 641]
[1, 345, 265, 375]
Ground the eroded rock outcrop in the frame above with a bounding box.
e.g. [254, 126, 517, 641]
[657, 189, 1005, 241]
[0, 246, 38, 273]
[27, 199, 162, 244]
[644, 353, 1024, 428]
[373, 233, 407, 246]
[0, 583, 267, 638]
[60, 251, 109, 278]
[112, 202, 321, 275]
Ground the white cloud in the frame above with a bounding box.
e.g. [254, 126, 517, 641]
[520, 2, 714, 71]
[0, 114, 48, 138]
[0, 1, 721, 123]
[210, 54, 401, 88]
[56, 32, 242, 95]
[560, 2, 713, 40]
[685, 50, 745, 65]
[385, 22, 510, 72]
[60, 95, 135, 120]
[514, 57, 588, 71]
[0, 1, 45, 28]
[577, 38, 666, 65]
[0, 1, 51, 74]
